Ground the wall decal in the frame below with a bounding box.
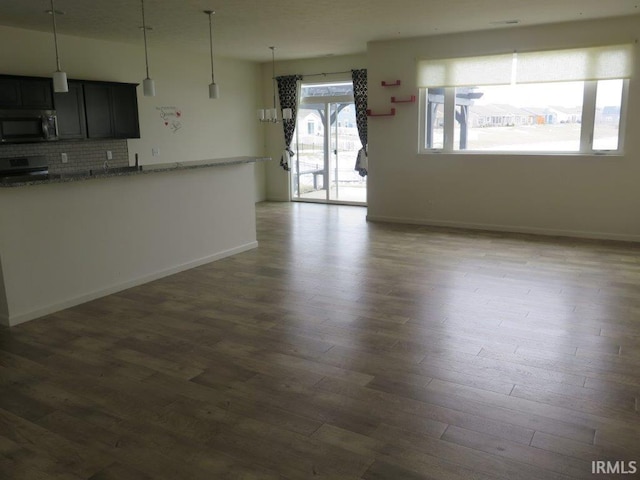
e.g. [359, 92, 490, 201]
[156, 106, 183, 133]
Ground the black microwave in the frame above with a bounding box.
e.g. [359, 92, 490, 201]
[0, 110, 59, 143]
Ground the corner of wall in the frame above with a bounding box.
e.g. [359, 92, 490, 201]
[0, 255, 9, 326]
[254, 161, 267, 202]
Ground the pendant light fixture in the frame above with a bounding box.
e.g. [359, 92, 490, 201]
[204, 10, 219, 99]
[140, 0, 155, 96]
[258, 46, 292, 123]
[48, 0, 68, 93]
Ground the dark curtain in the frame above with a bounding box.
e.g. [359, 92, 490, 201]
[276, 75, 303, 171]
[351, 69, 368, 177]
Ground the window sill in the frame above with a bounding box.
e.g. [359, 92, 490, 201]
[418, 150, 624, 158]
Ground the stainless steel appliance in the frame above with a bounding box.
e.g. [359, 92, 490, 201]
[0, 110, 59, 143]
[0, 156, 49, 184]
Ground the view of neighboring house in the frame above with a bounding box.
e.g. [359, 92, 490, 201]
[599, 105, 622, 123]
[469, 104, 588, 127]
[433, 101, 619, 129]
[427, 86, 622, 151]
[298, 108, 357, 137]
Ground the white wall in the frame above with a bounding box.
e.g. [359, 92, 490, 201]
[0, 166, 258, 326]
[261, 54, 367, 201]
[0, 257, 7, 320]
[367, 16, 640, 241]
[0, 25, 267, 201]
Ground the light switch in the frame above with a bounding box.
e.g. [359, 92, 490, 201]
[106, 150, 113, 160]
[152, 148, 160, 157]
[61, 153, 68, 163]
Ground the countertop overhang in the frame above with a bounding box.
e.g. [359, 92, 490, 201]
[0, 156, 270, 187]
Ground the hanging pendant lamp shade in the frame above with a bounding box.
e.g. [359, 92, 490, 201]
[143, 77, 155, 97]
[209, 83, 219, 99]
[49, 0, 68, 93]
[141, 0, 155, 97]
[53, 71, 68, 93]
[205, 10, 219, 99]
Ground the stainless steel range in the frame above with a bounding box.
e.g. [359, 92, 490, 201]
[0, 156, 49, 184]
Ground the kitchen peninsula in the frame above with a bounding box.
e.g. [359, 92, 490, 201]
[0, 156, 269, 327]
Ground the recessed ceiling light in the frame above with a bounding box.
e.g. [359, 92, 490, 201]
[45, 9, 65, 15]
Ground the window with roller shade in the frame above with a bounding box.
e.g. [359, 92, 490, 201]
[417, 44, 633, 154]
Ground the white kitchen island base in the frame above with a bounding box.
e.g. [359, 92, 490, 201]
[0, 158, 266, 327]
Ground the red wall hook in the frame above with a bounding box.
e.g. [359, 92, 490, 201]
[391, 95, 416, 103]
[367, 108, 396, 117]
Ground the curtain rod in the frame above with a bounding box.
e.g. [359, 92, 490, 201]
[275, 69, 363, 80]
[301, 70, 353, 78]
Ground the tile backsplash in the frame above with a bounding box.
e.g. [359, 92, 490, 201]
[0, 139, 129, 174]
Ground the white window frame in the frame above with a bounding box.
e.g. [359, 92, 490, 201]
[417, 44, 633, 156]
[418, 79, 629, 156]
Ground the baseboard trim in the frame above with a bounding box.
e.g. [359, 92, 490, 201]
[6, 241, 258, 327]
[265, 196, 290, 202]
[366, 215, 640, 243]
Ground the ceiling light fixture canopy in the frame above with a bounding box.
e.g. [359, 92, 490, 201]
[48, 0, 68, 93]
[140, 0, 155, 96]
[205, 10, 219, 99]
[258, 46, 292, 123]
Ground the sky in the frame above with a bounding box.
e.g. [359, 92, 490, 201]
[474, 80, 622, 108]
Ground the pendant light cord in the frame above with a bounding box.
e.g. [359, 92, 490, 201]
[208, 12, 215, 83]
[141, 0, 150, 79]
[270, 46, 276, 109]
[50, 0, 62, 71]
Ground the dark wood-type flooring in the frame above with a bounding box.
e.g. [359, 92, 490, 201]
[1, 201, 640, 479]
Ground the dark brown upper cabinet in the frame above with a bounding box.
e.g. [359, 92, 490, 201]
[1, 75, 140, 140]
[54, 81, 87, 140]
[0, 75, 53, 109]
[84, 82, 140, 139]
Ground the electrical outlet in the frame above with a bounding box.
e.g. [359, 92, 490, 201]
[61, 153, 68, 163]
[152, 148, 160, 157]
[106, 150, 113, 160]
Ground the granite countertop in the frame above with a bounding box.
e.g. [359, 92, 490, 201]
[0, 156, 270, 188]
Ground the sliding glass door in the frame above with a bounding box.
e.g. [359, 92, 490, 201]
[291, 82, 366, 205]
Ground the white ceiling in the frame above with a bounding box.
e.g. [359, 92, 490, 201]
[1, 0, 638, 62]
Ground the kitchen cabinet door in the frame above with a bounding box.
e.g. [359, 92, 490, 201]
[84, 83, 114, 138]
[54, 81, 87, 140]
[0, 76, 53, 109]
[0, 78, 21, 107]
[20, 79, 53, 109]
[111, 84, 140, 138]
[84, 82, 140, 139]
